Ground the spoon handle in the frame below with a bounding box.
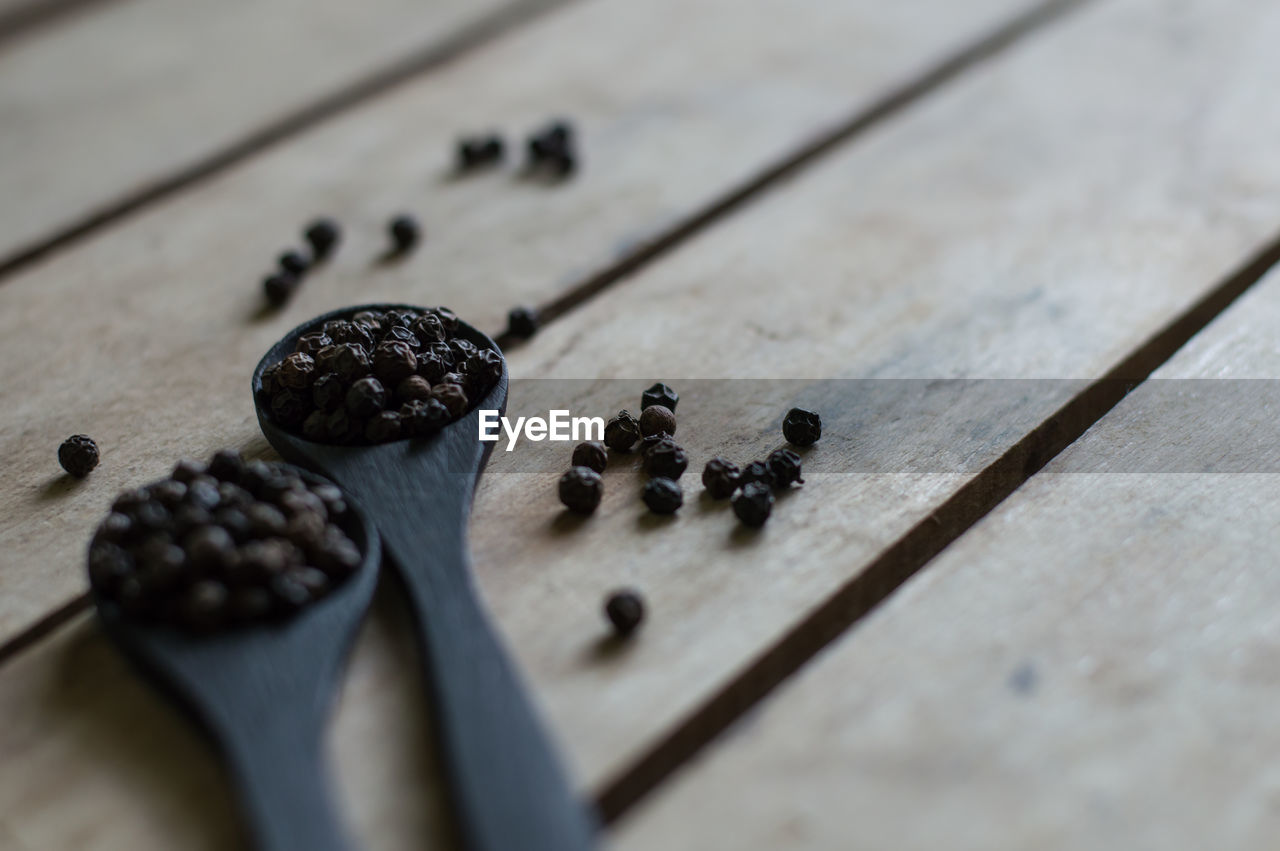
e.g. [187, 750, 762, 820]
[383, 521, 598, 851]
[214, 714, 351, 851]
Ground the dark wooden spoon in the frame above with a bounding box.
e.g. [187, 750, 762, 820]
[91, 467, 380, 851]
[252, 304, 596, 851]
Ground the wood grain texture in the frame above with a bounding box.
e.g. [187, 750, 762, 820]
[0, 0, 1035, 643]
[1, 0, 1280, 846]
[610, 271, 1280, 851]
[0, 0, 543, 267]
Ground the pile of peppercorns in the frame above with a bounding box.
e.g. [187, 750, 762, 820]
[258, 306, 502, 445]
[87, 450, 363, 632]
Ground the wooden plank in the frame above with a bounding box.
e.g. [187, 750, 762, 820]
[610, 277, 1280, 851]
[0, 0, 1278, 846]
[0, 0, 1039, 642]
[0, 0, 550, 268]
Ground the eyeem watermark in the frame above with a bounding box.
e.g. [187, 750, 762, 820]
[479, 410, 604, 451]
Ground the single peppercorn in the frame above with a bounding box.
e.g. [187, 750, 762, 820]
[58, 434, 99, 478]
[559, 467, 603, 515]
[783, 407, 822, 446]
[388, 214, 421, 254]
[701, 456, 740, 499]
[739, 460, 776, 490]
[373, 341, 418, 386]
[312, 373, 346, 412]
[506, 305, 539, 339]
[766, 448, 804, 488]
[364, 411, 403, 443]
[642, 477, 683, 514]
[412, 314, 446, 344]
[278, 352, 317, 390]
[457, 134, 504, 170]
[324, 319, 375, 352]
[263, 271, 298, 307]
[431, 382, 469, 418]
[304, 218, 341, 260]
[641, 382, 678, 412]
[345, 376, 387, 419]
[279, 250, 310, 277]
[465, 349, 503, 389]
[732, 481, 774, 528]
[270, 389, 311, 428]
[295, 331, 332, 357]
[604, 589, 644, 638]
[643, 438, 688, 480]
[400, 398, 451, 437]
[396, 375, 433, 403]
[327, 343, 372, 384]
[604, 410, 641, 452]
[571, 441, 608, 474]
[639, 404, 677, 438]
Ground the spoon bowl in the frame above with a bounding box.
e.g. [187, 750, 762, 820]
[92, 467, 380, 851]
[253, 304, 596, 851]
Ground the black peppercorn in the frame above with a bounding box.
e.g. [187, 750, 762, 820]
[364, 411, 402, 443]
[304, 218, 341, 260]
[396, 375, 433, 403]
[412, 314, 446, 345]
[458, 134, 504, 170]
[639, 404, 676, 438]
[783, 407, 822, 446]
[312, 372, 346, 412]
[278, 352, 317, 390]
[401, 398, 451, 437]
[373, 341, 418, 386]
[384, 325, 422, 350]
[604, 410, 641, 452]
[352, 310, 384, 334]
[506, 305, 539, 339]
[732, 482, 774, 528]
[345, 376, 387, 419]
[571, 441, 608, 474]
[643, 438, 688, 480]
[766, 448, 804, 488]
[302, 410, 329, 441]
[604, 589, 644, 637]
[432, 306, 460, 334]
[327, 343, 372, 384]
[465, 349, 503, 390]
[388, 214, 421, 254]
[431, 382, 469, 418]
[263, 271, 298, 307]
[701, 457, 740, 499]
[279, 250, 310, 277]
[417, 351, 449, 382]
[559, 466, 603, 515]
[295, 331, 332, 357]
[324, 320, 375, 352]
[270, 389, 311, 428]
[207, 449, 245, 484]
[739, 460, 775, 490]
[641, 383, 678, 412]
[642, 477, 682, 514]
[58, 434, 99, 478]
[527, 119, 576, 177]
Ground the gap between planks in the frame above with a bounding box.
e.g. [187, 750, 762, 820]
[0, 0, 110, 47]
[0, 0, 1089, 672]
[0, 0, 576, 280]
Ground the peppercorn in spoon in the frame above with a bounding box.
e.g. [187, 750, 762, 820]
[253, 304, 596, 851]
[88, 455, 380, 851]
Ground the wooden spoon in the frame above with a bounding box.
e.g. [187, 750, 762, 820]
[91, 468, 380, 851]
[252, 304, 596, 851]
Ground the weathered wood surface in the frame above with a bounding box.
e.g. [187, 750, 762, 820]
[0, 0, 1279, 847]
[0, 0, 550, 268]
[0, 0, 1036, 643]
[612, 276, 1280, 851]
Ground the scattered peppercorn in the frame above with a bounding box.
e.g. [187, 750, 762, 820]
[604, 589, 644, 637]
[87, 451, 362, 632]
[639, 404, 677, 438]
[739, 460, 776, 490]
[642, 477, 683, 514]
[263, 271, 298, 307]
[604, 410, 641, 452]
[732, 482, 774, 528]
[58, 435, 99, 478]
[279, 250, 310, 277]
[766, 448, 804, 488]
[571, 441, 608, 474]
[641, 383, 678, 412]
[457, 134, 504, 170]
[526, 119, 578, 179]
[506, 305, 540, 340]
[261, 307, 498, 445]
[304, 218, 341, 260]
[701, 457, 740, 499]
[643, 438, 688, 480]
[559, 466, 603, 515]
[388, 214, 421, 254]
[783, 407, 822, 446]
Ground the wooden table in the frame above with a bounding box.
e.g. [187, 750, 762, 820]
[3, 0, 1279, 846]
